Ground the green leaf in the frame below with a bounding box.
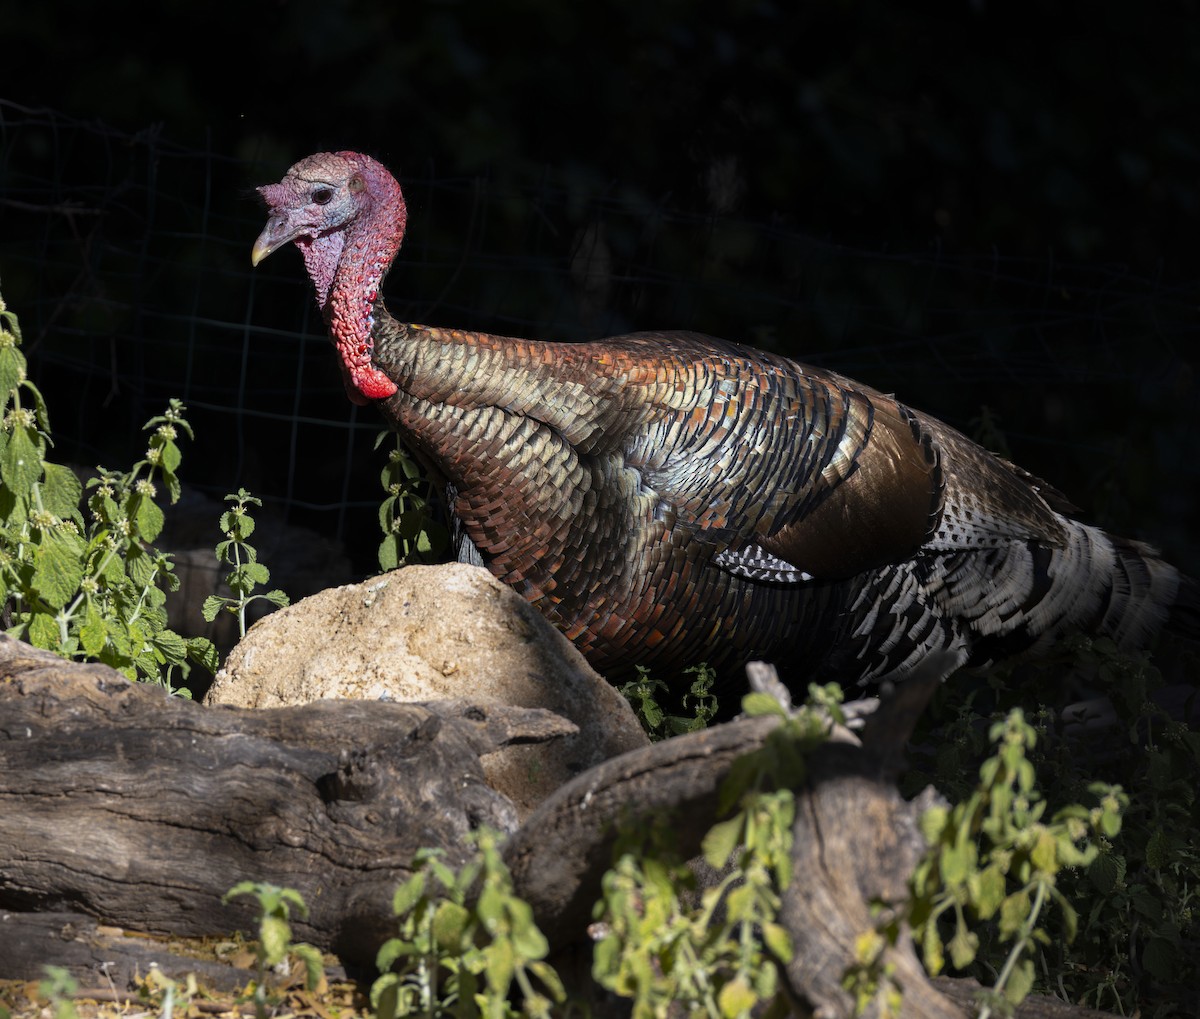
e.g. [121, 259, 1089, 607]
[483, 936, 515, 996]
[761, 921, 793, 962]
[724, 882, 754, 924]
[1030, 828, 1059, 874]
[279, 886, 310, 918]
[33, 530, 86, 609]
[1002, 957, 1035, 1005]
[259, 914, 291, 966]
[432, 899, 472, 951]
[134, 495, 165, 542]
[161, 469, 181, 504]
[940, 837, 977, 886]
[187, 637, 219, 673]
[739, 691, 787, 718]
[91, 493, 120, 526]
[291, 943, 324, 991]
[40, 462, 83, 521]
[240, 561, 270, 587]
[1142, 936, 1178, 981]
[1087, 851, 1121, 893]
[201, 595, 226, 622]
[1056, 893, 1079, 944]
[970, 863, 1006, 920]
[508, 899, 549, 960]
[27, 385, 50, 433]
[159, 440, 182, 474]
[1100, 810, 1122, 838]
[79, 603, 108, 656]
[0, 424, 43, 496]
[378, 534, 400, 572]
[717, 977, 757, 1018]
[1145, 828, 1170, 869]
[476, 882, 506, 932]
[1129, 886, 1164, 923]
[27, 611, 61, 650]
[125, 545, 156, 588]
[374, 940, 408, 973]
[919, 804, 949, 845]
[947, 922, 979, 970]
[999, 889, 1030, 938]
[424, 855, 458, 890]
[0, 342, 25, 396]
[369, 974, 401, 1019]
[0, 480, 23, 528]
[514, 931, 554, 974]
[702, 815, 745, 870]
[591, 935, 620, 983]
[527, 960, 566, 1003]
[153, 628, 188, 664]
[262, 589, 290, 608]
[921, 920, 945, 976]
[392, 873, 427, 916]
[231, 513, 256, 540]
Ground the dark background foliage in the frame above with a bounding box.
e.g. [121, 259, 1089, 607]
[1, 0, 1196, 579]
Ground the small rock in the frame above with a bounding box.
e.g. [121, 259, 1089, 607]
[204, 563, 649, 815]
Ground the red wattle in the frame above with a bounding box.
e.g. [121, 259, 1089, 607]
[351, 363, 399, 400]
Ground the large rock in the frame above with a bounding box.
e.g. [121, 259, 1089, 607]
[204, 563, 649, 815]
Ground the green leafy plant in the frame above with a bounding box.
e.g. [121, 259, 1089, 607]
[592, 687, 840, 1019]
[201, 488, 289, 639]
[594, 795, 796, 1019]
[377, 431, 448, 571]
[908, 707, 1127, 1016]
[223, 881, 324, 1019]
[618, 662, 720, 740]
[35, 966, 80, 1019]
[1, 290, 216, 691]
[1026, 641, 1199, 1015]
[904, 636, 1199, 1017]
[372, 827, 565, 1019]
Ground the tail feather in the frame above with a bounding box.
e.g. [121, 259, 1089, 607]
[1098, 536, 1181, 646]
[1164, 572, 1200, 641]
[922, 518, 1189, 671]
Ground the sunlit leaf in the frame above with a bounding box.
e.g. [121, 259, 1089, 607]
[0, 424, 42, 496]
[702, 815, 744, 870]
[33, 530, 85, 609]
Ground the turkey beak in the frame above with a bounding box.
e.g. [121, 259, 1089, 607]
[250, 232, 275, 267]
[251, 217, 294, 267]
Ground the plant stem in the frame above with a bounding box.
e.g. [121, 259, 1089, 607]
[979, 880, 1047, 1019]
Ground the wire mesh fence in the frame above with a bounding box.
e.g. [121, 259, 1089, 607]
[2, 100, 1196, 581]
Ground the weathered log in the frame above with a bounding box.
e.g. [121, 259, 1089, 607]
[0, 910, 283, 994]
[1, 637, 1117, 1018]
[0, 635, 574, 978]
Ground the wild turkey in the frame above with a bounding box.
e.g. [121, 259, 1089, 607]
[252, 151, 1197, 695]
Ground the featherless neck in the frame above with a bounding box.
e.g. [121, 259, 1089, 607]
[325, 158, 408, 404]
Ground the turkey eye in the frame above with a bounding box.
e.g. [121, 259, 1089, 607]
[312, 187, 334, 205]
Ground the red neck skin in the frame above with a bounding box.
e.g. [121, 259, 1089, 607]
[299, 153, 408, 405]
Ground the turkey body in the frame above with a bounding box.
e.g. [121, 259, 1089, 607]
[253, 152, 1196, 693]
